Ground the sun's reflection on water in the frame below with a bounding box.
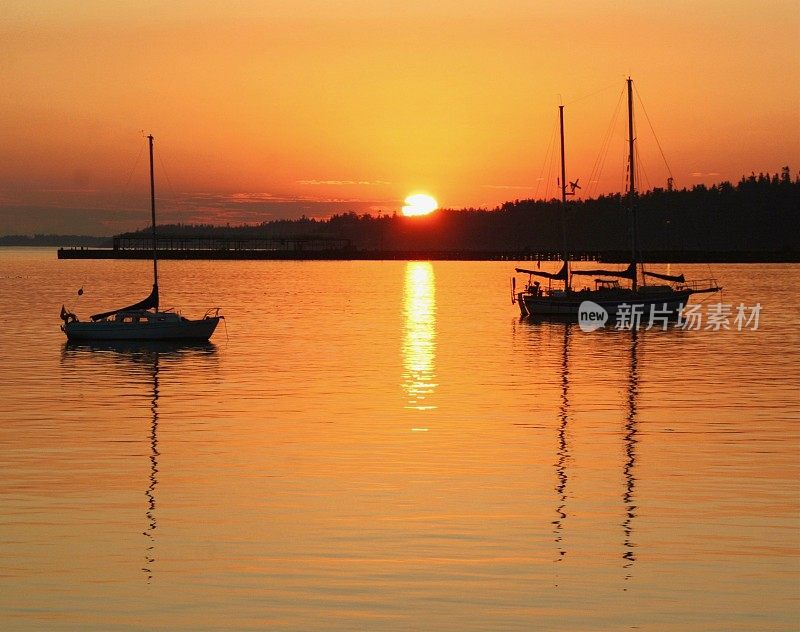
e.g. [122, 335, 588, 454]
[402, 262, 437, 410]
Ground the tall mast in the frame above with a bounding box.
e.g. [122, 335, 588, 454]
[148, 134, 158, 292]
[627, 77, 638, 292]
[559, 104, 570, 290]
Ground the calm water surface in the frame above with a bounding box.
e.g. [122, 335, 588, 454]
[1, 249, 798, 630]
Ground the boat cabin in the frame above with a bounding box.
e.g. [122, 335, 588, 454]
[594, 279, 621, 290]
[101, 310, 187, 325]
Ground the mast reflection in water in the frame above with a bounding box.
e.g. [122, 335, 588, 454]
[402, 262, 437, 410]
[60, 341, 217, 584]
[623, 330, 639, 580]
[519, 322, 641, 580]
[143, 350, 160, 583]
[553, 324, 571, 563]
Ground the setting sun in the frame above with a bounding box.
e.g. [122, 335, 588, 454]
[402, 194, 438, 217]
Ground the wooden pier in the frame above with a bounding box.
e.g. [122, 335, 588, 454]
[54, 236, 794, 262]
[57, 235, 583, 261]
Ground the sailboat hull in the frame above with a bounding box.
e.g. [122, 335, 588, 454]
[518, 289, 693, 320]
[63, 314, 221, 341]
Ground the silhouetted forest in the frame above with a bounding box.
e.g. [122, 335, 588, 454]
[0, 234, 110, 247]
[114, 168, 798, 256]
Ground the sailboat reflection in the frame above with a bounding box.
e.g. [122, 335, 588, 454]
[623, 330, 639, 579]
[553, 323, 571, 562]
[402, 262, 437, 410]
[143, 349, 160, 582]
[61, 340, 217, 582]
[517, 321, 640, 578]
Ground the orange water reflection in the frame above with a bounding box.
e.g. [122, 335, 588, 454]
[402, 262, 437, 410]
[2, 255, 798, 630]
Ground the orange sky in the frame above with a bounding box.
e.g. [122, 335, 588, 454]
[1, 1, 798, 235]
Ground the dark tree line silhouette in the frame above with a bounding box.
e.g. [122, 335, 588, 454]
[0, 234, 110, 247]
[29, 168, 797, 257]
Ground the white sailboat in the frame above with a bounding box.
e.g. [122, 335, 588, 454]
[61, 135, 223, 341]
[513, 78, 720, 319]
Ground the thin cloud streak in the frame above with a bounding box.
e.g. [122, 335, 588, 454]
[297, 179, 393, 186]
[0, 189, 400, 235]
[482, 184, 536, 190]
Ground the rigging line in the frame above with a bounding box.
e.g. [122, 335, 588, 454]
[635, 139, 652, 192]
[597, 97, 623, 199]
[632, 145, 646, 270]
[547, 127, 559, 201]
[622, 143, 630, 198]
[157, 149, 182, 220]
[563, 81, 619, 107]
[628, 97, 709, 266]
[544, 142, 554, 201]
[591, 89, 624, 198]
[542, 111, 559, 201]
[118, 141, 145, 218]
[633, 82, 674, 182]
[587, 89, 624, 199]
[631, 96, 653, 191]
[123, 143, 145, 192]
[536, 114, 559, 200]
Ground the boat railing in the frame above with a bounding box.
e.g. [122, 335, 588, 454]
[679, 278, 720, 292]
[204, 307, 223, 319]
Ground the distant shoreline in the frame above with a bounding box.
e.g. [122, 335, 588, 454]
[5, 171, 799, 257]
[54, 246, 799, 264]
[0, 236, 111, 247]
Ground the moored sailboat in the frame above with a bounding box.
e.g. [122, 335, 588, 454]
[60, 135, 223, 341]
[513, 78, 720, 320]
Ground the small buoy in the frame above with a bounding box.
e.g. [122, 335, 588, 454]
[77, 287, 83, 296]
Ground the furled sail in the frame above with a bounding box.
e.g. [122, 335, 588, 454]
[571, 262, 637, 280]
[90, 284, 159, 321]
[515, 261, 569, 281]
[643, 271, 685, 283]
